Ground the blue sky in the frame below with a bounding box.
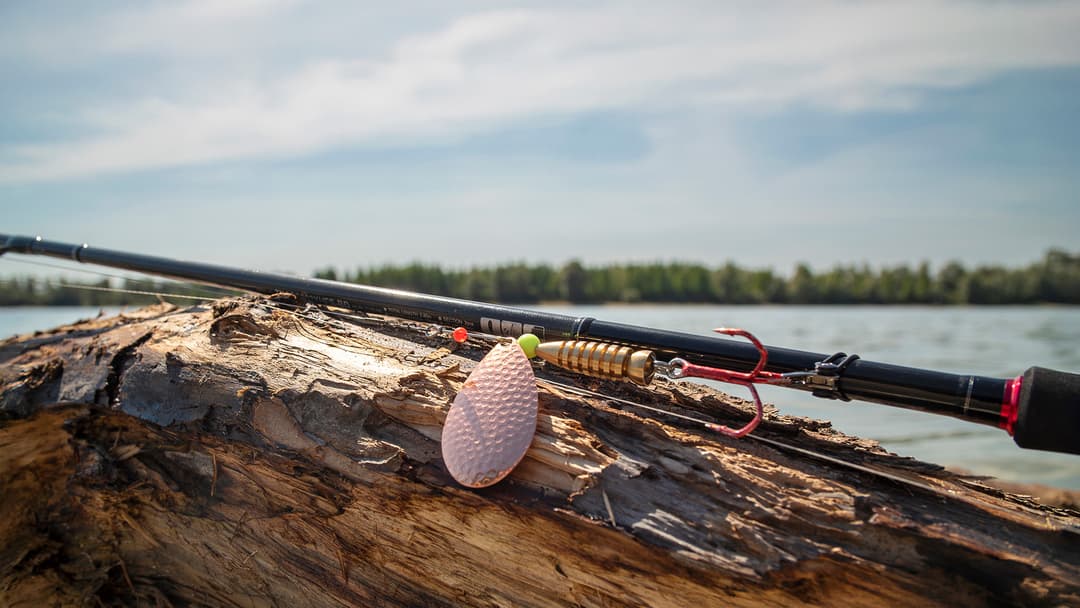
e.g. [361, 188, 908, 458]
[2, 0, 1079, 277]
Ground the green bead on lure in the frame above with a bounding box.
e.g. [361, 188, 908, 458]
[517, 333, 540, 359]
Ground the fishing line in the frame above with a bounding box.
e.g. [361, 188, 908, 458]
[539, 377, 721, 428]
[3, 256, 234, 293]
[0, 256, 241, 306]
[0, 257, 421, 337]
[0, 279, 219, 302]
[0, 261, 443, 355]
[3, 256, 140, 280]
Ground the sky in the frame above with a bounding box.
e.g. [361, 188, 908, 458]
[2, 0, 1079, 277]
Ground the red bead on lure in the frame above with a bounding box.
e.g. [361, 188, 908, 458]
[441, 340, 538, 487]
[452, 327, 469, 343]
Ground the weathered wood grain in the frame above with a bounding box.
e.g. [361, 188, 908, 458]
[1, 298, 1077, 607]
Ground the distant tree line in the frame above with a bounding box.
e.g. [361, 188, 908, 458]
[313, 249, 1080, 305]
[2, 249, 1077, 306]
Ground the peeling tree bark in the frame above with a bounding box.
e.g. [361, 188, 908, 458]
[1, 298, 1077, 607]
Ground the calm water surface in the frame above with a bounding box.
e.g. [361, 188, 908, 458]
[3, 305, 1079, 489]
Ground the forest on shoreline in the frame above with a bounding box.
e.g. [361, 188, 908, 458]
[2, 249, 1078, 307]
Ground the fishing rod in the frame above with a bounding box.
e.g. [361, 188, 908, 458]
[2, 233, 1078, 456]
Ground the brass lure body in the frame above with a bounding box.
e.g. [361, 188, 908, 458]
[534, 340, 655, 386]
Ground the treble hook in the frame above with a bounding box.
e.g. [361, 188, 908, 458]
[665, 328, 785, 438]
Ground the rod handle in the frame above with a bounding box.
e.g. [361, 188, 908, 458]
[1014, 367, 1080, 455]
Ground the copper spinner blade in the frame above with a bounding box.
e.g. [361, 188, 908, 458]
[441, 342, 539, 488]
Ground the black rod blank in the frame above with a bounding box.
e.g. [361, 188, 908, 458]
[4, 233, 1076, 455]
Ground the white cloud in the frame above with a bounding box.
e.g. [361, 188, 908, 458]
[3, 0, 1080, 181]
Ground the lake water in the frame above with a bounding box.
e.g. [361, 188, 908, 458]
[3, 305, 1079, 489]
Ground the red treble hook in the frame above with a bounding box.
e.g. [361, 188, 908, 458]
[667, 328, 784, 438]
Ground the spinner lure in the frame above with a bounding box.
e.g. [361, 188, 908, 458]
[440, 328, 779, 488]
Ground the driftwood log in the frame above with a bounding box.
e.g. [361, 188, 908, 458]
[1, 297, 1077, 607]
